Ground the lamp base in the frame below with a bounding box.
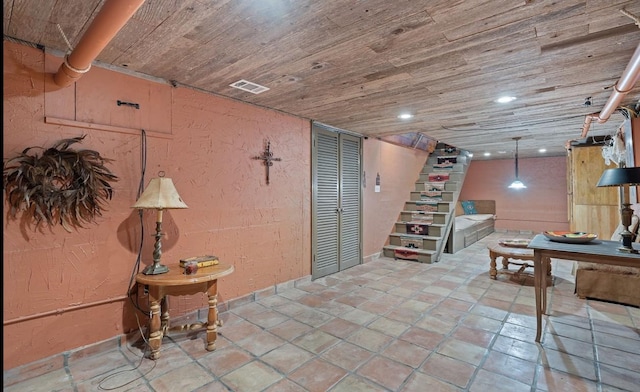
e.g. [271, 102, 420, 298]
[617, 246, 639, 254]
[142, 263, 169, 275]
[617, 232, 638, 254]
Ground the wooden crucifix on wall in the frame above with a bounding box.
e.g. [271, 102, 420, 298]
[253, 140, 281, 185]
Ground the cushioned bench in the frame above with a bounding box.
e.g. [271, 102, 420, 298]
[450, 200, 496, 253]
[574, 213, 640, 307]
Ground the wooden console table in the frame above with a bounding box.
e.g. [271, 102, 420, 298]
[528, 234, 640, 343]
[136, 263, 234, 360]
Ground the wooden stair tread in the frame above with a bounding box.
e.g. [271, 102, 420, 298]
[401, 210, 448, 214]
[389, 232, 439, 239]
[395, 222, 444, 227]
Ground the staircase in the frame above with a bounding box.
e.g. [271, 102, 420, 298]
[382, 146, 471, 263]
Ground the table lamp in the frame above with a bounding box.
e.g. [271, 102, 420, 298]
[132, 174, 188, 274]
[596, 167, 640, 253]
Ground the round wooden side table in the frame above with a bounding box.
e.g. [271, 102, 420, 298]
[136, 263, 234, 360]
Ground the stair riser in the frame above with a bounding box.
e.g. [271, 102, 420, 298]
[410, 192, 454, 202]
[414, 182, 458, 192]
[394, 223, 444, 238]
[400, 212, 447, 225]
[404, 202, 451, 213]
[422, 163, 465, 172]
[389, 235, 438, 250]
[382, 248, 434, 263]
[426, 155, 469, 163]
[418, 172, 463, 182]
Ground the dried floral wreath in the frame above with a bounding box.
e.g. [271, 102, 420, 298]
[3, 135, 118, 232]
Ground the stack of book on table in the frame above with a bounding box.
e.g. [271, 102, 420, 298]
[179, 255, 219, 268]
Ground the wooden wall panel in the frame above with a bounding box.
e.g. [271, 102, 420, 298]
[572, 146, 618, 205]
[571, 205, 618, 239]
[570, 146, 618, 239]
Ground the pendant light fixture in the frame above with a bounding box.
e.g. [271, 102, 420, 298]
[508, 137, 527, 189]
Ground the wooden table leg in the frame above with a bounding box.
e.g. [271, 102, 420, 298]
[489, 251, 498, 279]
[160, 297, 169, 336]
[546, 257, 552, 277]
[206, 282, 219, 351]
[534, 251, 546, 343]
[541, 256, 548, 314]
[501, 256, 510, 269]
[534, 256, 541, 342]
[147, 294, 163, 360]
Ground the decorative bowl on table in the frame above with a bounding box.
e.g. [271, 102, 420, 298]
[543, 231, 598, 244]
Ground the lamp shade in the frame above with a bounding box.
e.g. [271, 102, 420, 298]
[132, 177, 188, 209]
[596, 167, 640, 187]
[508, 179, 527, 189]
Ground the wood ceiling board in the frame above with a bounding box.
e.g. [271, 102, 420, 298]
[111, 2, 228, 70]
[4, 0, 59, 44]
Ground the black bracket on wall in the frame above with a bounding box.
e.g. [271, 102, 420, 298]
[117, 100, 140, 109]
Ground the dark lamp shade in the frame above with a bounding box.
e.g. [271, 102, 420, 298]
[596, 167, 640, 187]
[132, 177, 188, 209]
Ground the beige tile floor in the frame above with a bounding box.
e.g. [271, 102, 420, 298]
[4, 232, 640, 391]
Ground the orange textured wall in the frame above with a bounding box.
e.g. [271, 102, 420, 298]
[3, 41, 311, 369]
[362, 139, 430, 259]
[3, 40, 428, 371]
[459, 157, 570, 232]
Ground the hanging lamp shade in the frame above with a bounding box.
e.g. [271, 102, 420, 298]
[508, 137, 527, 189]
[508, 179, 526, 189]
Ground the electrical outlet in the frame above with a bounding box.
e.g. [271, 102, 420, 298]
[143, 285, 149, 295]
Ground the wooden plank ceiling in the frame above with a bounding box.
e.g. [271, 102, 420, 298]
[4, 0, 640, 159]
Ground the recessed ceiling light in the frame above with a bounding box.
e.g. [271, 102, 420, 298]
[495, 96, 516, 103]
[484, 152, 491, 157]
[539, 148, 547, 153]
[468, 153, 474, 157]
[498, 150, 507, 154]
[397, 113, 413, 119]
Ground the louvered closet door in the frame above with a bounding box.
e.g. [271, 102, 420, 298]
[312, 124, 362, 279]
[338, 134, 361, 270]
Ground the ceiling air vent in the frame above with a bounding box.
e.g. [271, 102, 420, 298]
[230, 79, 270, 94]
